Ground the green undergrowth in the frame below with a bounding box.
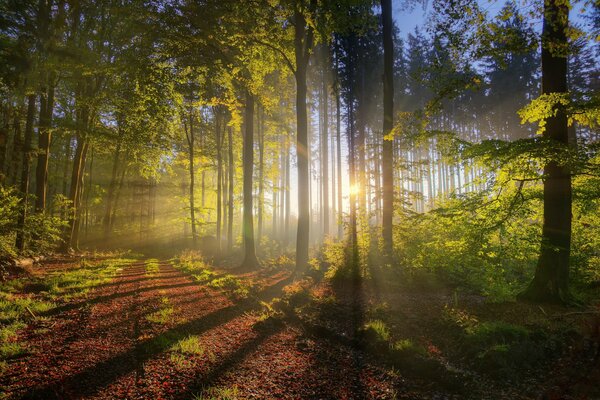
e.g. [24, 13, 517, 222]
[0, 257, 132, 364]
[193, 385, 240, 400]
[145, 258, 160, 277]
[146, 296, 175, 324]
[168, 334, 215, 369]
[172, 252, 254, 301]
[442, 306, 564, 376]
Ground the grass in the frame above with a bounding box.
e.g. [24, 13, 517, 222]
[171, 335, 205, 355]
[172, 253, 253, 301]
[193, 386, 240, 400]
[169, 334, 215, 370]
[392, 339, 427, 356]
[0, 341, 27, 359]
[208, 275, 251, 300]
[0, 258, 131, 365]
[362, 320, 391, 342]
[146, 296, 174, 324]
[145, 259, 160, 277]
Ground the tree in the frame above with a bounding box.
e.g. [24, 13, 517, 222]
[519, 0, 571, 303]
[381, 0, 394, 257]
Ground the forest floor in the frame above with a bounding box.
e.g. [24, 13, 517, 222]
[1, 255, 599, 400]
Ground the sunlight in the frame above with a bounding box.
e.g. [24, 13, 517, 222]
[349, 184, 360, 196]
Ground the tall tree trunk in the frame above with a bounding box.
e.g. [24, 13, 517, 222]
[84, 146, 93, 239]
[110, 155, 127, 233]
[62, 135, 89, 251]
[321, 45, 329, 238]
[15, 95, 36, 251]
[294, 5, 313, 272]
[519, 0, 571, 303]
[185, 108, 197, 244]
[348, 104, 358, 266]
[227, 126, 234, 252]
[381, 0, 394, 257]
[241, 92, 259, 268]
[336, 72, 343, 240]
[103, 125, 123, 238]
[35, 83, 55, 211]
[215, 111, 223, 254]
[284, 138, 291, 248]
[257, 105, 265, 244]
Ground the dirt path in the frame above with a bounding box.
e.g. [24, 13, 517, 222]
[3, 260, 430, 400]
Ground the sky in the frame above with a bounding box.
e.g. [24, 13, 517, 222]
[392, 0, 590, 39]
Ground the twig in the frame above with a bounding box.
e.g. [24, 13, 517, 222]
[25, 306, 37, 319]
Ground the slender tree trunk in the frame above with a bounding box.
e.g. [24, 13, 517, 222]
[103, 125, 123, 238]
[84, 146, 93, 239]
[241, 92, 259, 268]
[227, 126, 234, 252]
[185, 108, 197, 244]
[110, 155, 127, 233]
[348, 104, 358, 266]
[63, 135, 89, 251]
[381, 0, 394, 257]
[35, 83, 55, 211]
[215, 111, 223, 254]
[15, 95, 36, 251]
[284, 137, 291, 248]
[321, 45, 329, 238]
[257, 105, 264, 244]
[519, 0, 571, 303]
[336, 73, 343, 240]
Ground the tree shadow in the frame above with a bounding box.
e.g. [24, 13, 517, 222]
[23, 274, 294, 399]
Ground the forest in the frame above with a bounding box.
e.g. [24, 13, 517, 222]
[0, 0, 599, 398]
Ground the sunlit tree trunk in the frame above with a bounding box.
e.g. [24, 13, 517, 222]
[241, 92, 259, 268]
[215, 110, 223, 254]
[294, 2, 314, 272]
[320, 45, 329, 238]
[257, 105, 265, 244]
[284, 139, 291, 248]
[185, 108, 198, 244]
[519, 0, 571, 303]
[103, 122, 123, 239]
[227, 126, 234, 252]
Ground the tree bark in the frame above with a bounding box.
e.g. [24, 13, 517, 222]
[241, 92, 259, 268]
[257, 105, 265, 243]
[103, 124, 123, 238]
[15, 95, 36, 251]
[215, 110, 223, 254]
[35, 83, 55, 212]
[321, 45, 329, 238]
[294, 4, 313, 272]
[227, 126, 234, 252]
[519, 0, 571, 303]
[185, 107, 197, 244]
[381, 0, 395, 257]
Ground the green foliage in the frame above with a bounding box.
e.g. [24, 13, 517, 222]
[173, 252, 253, 300]
[171, 335, 205, 355]
[0, 258, 129, 365]
[194, 386, 240, 400]
[145, 259, 160, 276]
[208, 275, 251, 301]
[0, 186, 65, 258]
[361, 320, 391, 343]
[146, 297, 175, 324]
